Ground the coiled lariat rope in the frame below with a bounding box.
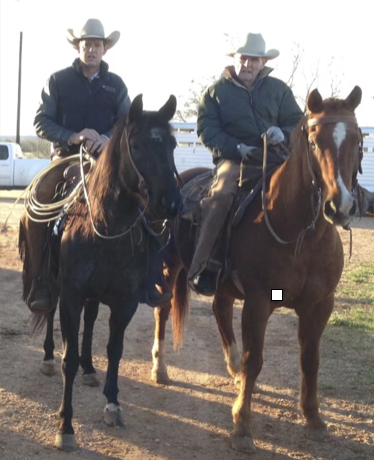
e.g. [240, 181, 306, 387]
[1, 149, 94, 232]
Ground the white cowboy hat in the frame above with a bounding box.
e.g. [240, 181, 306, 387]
[67, 18, 120, 50]
[236, 33, 279, 60]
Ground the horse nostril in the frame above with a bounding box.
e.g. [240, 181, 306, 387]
[324, 200, 336, 219]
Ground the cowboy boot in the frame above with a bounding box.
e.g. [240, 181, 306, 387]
[145, 280, 173, 307]
[27, 278, 53, 314]
[191, 269, 218, 296]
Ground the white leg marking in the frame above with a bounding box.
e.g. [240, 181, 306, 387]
[223, 343, 241, 377]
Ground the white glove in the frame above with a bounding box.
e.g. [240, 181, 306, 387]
[238, 143, 257, 158]
[266, 127, 284, 145]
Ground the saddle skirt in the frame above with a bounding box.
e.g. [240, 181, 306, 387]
[180, 163, 279, 227]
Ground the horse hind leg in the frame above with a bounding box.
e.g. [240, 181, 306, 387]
[80, 299, 100, 387]
[151, 264, 188, 385]
[297, 296, 334, 440]
[212, 292, 241, 381]
[152, 304, 172, 384]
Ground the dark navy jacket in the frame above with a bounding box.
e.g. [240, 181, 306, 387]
[34, 58, 131, 155]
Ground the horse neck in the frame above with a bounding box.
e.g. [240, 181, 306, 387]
[267, 143, 323, 230]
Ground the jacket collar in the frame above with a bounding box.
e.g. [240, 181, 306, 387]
[73, 58, 109, 78]
[222, 65, 273, 90]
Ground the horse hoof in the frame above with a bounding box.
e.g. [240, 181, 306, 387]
[151, 369, 171, 385]
[230, 434, 256, 453]
[82, 373, 100, 387]
[55, 433, 77, 451]
[104, 403, 125, 427]
[40, 360, 56, 377]
[305, 424, 328, 441]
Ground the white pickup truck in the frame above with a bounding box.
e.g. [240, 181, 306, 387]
[0, 142, 50, 188]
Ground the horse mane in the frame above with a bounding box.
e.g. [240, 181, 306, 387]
[67, 115, 129, 236]
[68, 110, 175, 237]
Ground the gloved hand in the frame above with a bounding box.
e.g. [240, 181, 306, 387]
[238, 143, 257, 158]
[266, 127, 284, 145]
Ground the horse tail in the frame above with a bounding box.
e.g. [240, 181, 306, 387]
[171, 267, 190, 351]
[18, 216, 32, 303]
[30, 312, 49, 333]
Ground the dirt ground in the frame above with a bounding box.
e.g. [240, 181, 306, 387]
[0, 190, 373, 460]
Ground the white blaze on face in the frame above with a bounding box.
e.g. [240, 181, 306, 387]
[333, 122, 353, 214]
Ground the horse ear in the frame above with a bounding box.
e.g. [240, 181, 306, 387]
[345, 86, 362, 111]
[307, 89, 323, 113]
[158, 95, 177, 122]
[129, 94, 143, 122]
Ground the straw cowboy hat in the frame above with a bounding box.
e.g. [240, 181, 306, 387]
[67, 18, 120, 50]
[236, 33, 279, 60]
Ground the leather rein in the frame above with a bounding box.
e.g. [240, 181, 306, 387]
[261, 115, 361, 257]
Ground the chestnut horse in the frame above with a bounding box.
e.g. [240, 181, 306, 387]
[151, 87, 363, 452]
[19, 94, 182, 451]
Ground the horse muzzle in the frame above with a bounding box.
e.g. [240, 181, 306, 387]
[323, 197, 356, 227]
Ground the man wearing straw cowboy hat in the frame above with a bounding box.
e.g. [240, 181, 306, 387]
[34, 18, 131, 157]
[26, 19, 170, 313]
[189, 32, 303, 295]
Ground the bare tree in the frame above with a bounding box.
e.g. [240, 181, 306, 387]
[176, 76, 218, 122]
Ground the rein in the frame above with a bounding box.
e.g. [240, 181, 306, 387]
[261, 114, 359, 256]
[261, 135, 322, 256]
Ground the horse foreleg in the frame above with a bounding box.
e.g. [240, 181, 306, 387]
[151, 304, 172, 384]
[212, 292, 240, 380]
[40, 307, 58, 376]
[103, 302, 137, 427]
[231, 297, 270, 453]
[55, 294, 82, 451]
[297, 296, 334, 440]
[80, 299, 100, 387]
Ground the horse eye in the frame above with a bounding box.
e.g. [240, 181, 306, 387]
[131, 142, 139, 151]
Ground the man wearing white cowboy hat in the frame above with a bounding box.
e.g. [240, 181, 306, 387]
[27, 19, 171, 313]
[189, 32, 303, 295]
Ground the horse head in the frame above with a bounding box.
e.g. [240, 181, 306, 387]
[305, 86, 363, 227]
[122, 94, 182, 220]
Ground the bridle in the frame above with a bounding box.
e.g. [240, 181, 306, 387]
[83, 123, 177, 241]
[261, 115, 363, 256]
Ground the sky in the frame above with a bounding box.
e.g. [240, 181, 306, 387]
[0, 0, 373, 136]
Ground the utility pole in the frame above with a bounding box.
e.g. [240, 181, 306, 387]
[16, 31, 23, 145]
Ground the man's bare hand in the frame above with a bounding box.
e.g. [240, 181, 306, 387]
[84, 136, 109, 154]
[68, 129, 108, 154]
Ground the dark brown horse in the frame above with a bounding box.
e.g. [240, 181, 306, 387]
[19, 94, 182, 451]
[151, 87, 363, 452]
